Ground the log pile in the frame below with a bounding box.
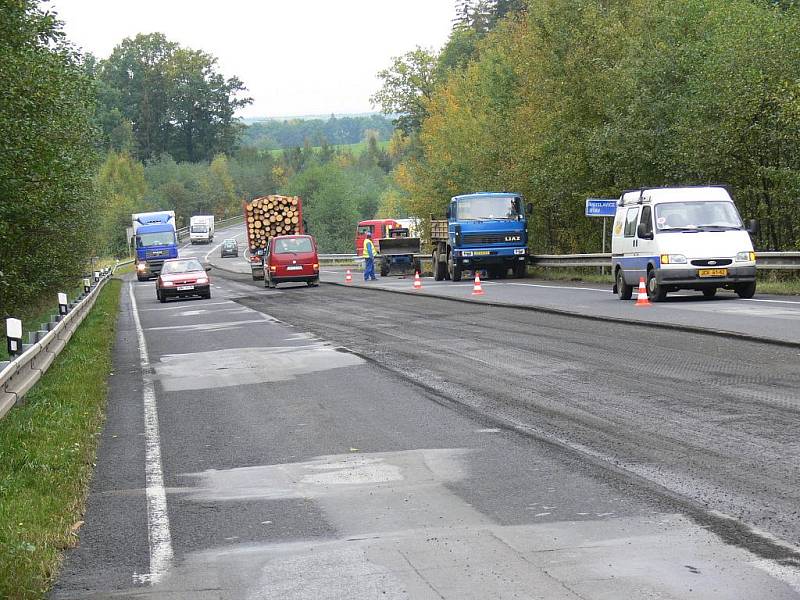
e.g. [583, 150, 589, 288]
[244, 195, 302, 251]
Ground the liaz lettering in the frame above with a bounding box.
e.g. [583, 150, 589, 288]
[505, 235, 521, 242]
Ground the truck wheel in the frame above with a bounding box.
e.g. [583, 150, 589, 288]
[380, 259, 390, 277]
[448, 254, 462, 282]
[513, 261, 527, 279]
[616, 269, 632, 300]
[735, 281, 756, 299]
[647, 269, 667, 302]
[433, 252, 445, 281]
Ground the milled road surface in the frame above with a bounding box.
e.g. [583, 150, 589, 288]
[235, 283, 800, 564]
[51, 257, 800, 598]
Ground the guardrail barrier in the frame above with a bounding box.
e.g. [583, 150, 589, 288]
[0, 260, 132, 420]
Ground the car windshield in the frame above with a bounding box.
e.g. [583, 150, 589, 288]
[456, 196, 519, 220]
[357, 225, 373, 235]
[223, 240, 236, 247]
[274, 237, 313, 253]
[655, 201, 743, 231]
[137, 231, 177, 247]
[161, 259, 204, 274]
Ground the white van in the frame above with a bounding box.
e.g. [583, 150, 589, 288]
[611, 186, 758, 301]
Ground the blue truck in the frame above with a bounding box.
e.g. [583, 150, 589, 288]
[430, 192, 531, 281]
[132, 211, 179, 281]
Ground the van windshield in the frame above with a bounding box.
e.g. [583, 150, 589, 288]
[274, 238, 313, 253]
[655, 201, 743, 231]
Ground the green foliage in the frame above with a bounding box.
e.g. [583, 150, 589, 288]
[400, 0, 800, 252]
[96, 33, 251, 162]
[0, 0, 101, 319]
[96, 152, 147, 257]
[240, 115, 394, 150]
[371, 47, 440, 135]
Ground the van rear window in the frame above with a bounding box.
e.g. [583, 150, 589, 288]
[274, 238, 313, 253]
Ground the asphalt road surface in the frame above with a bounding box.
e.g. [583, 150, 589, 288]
[51, 247, 800, 598]
[201, 222, 800, 346]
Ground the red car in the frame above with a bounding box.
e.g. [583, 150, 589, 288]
[156, 258, 211, 302]
[263, 235, 319, 288]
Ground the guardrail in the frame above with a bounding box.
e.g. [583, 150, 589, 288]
[318, 252, 800, 270]
[0, 260, 131, 421]
[176, 214, 244, 242]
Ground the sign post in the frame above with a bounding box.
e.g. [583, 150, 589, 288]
[585, 199, 618, 275]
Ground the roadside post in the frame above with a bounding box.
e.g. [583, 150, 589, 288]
[83, 278, 91, 294]
[58, 292, 69, 317]
[6, 318, 23, 357]
[585, 198, 617, 275]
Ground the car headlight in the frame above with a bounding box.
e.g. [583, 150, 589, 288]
[196, 277, 208, 284]
[736, 251, 755, 262]
[137, 262, 146, 271]
[161, 280, 174, 287]
[660, 254, 687, 265]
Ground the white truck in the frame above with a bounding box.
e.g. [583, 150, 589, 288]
[189, 215, 215, 244]
[611, 186, 758, 301]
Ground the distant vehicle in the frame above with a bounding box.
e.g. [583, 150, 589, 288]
[378, 228, 422, 277]
[430, 193, 531, 282]
[132, 211, 178, 281]
[220, 238, 238, 258]
[263, 234, 319, 289]
[355, 219, 400, 256]
[189, 215, 215, 244]
[244, 195, 304, 280]
[612, 186, 758, 302]
[156, 258, 211, 302]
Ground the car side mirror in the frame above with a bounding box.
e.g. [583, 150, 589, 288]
[637, 222, 654, 240]
[746, 219, 759, 235]
[205, 266, 211, 272]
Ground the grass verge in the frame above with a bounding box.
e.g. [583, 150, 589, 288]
[0, 279, 121, 599]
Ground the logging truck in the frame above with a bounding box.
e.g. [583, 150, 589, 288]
[243, 195, 304, 280]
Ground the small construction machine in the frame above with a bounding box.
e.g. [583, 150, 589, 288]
[378, 228, 423, 277]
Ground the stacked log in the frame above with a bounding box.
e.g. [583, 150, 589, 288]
[244, 195, 302, 251]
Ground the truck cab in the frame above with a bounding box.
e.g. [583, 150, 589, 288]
[431, 192, 531, 281]
[132, 211, 179, 280]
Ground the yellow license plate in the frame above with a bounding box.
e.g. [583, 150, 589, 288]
[472, 251, 491, 256]
[698, 268, 727, 277]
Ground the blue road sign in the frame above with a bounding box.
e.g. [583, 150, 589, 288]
[585, 198, 617, 217]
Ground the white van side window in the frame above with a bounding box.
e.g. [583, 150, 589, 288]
[639, 206, 653, 237]
[624, 207, 639, 237]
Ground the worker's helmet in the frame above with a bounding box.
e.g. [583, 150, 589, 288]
[365, 231, 372, 238]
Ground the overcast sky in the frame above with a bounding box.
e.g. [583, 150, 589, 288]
[50, 0, 456, 119]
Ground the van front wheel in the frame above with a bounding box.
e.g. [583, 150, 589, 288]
[735, 281, 756, 299]
[647, 269, 667, 302]
[616, 269, 632, 300]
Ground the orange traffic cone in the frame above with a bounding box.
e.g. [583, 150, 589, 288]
[635, 277, 650, 306]
[472, 273, 484, 296]
[345, 269, 352, 284]
[413, 271, 422, 290]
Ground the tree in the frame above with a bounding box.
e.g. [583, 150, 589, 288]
[371, 47, 439, 135]
[97, 33, 251, 162]
[0, 0, 101, 319]
[96, 152, 147, 256]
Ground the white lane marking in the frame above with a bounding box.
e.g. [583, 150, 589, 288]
[503, 282, 611, 293]
[128, 283, 173, 585]
[138, 300, 235, 312]
[145, 318, 273, 332]
[743, 297, 800, 305]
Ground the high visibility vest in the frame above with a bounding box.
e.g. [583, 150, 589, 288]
[362, 238, 376, 258]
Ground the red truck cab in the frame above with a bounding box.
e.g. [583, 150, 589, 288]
[263, 235, 319, 288]
[355, 219, 400, 255]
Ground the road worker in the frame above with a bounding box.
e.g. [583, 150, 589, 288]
[362, 231, 378, 281]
